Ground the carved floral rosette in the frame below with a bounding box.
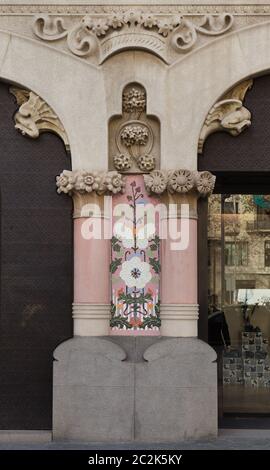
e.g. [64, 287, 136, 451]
[56, 169, 125, 195]
[110, 175, 161, 335]
[144, 169, 216, 196]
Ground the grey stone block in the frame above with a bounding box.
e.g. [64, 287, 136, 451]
[53, 337, 134, 442]
[135, 338, 217, 441]
[53, 336, 217, 443]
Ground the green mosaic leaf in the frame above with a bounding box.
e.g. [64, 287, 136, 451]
[110, 258, 122, 273]
[110, 316, 131, 329]
[149, 257, 161, 274]
[141, 315, 161, 329]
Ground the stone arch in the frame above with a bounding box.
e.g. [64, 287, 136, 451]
[0, 29, 105, 170]
[167, 20, 270, 170]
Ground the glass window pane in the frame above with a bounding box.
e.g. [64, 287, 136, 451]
[208, 194, 270, 415]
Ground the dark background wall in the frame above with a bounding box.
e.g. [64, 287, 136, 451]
[0, 82, 73, 429]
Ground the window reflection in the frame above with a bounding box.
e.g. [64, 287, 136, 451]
[208, 194, 270, 414]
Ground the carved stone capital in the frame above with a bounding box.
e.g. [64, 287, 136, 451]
[56, 169, 126, 218]
[144, 169, 216, 197]
[10, 87, 69, 150]
[56, 169, 125, 196]
[198, 79, 253, 154]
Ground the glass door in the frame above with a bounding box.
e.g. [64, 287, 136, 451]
[208, 194, 270, 417]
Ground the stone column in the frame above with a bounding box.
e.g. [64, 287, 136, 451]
[160, 191, 198, 336]
[144, 169, 216, 337]
[53, 168, 217, 442]
[72, 192, 110, 336]
[56, 169, 125, 336]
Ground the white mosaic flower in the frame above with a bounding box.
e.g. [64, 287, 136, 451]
[119, 257, 152, 289]
[137, 224, 156, 250]
[114, 222, 134, 249]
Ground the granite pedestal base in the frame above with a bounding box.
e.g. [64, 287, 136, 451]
[53, 336, 217, 442]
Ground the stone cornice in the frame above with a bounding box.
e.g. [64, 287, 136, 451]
[2, 5, 270, 16]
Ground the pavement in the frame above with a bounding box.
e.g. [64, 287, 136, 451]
[0, 429, 269, 450]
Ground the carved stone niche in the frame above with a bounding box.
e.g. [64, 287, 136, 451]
[109, 83, 160, 174]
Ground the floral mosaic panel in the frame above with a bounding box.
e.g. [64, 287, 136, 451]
[110, 175, 161, 335]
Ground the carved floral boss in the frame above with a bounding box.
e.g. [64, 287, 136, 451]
[110, 83, 160, 174]
[33, 12, 234, 63]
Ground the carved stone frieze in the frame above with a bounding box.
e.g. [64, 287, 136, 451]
[0, 5, 270, 16]
[10, 87, 69, 150]
[0, 3, 270, 67]
[144, 169, 216, 197]
[32, 12, 234, 64]
[198, 79, 253, 154]
[0, 7, 268, 66]
[56, 169, 125, 196]
[109, 83, 160, 174]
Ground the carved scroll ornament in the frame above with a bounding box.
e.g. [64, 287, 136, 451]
[33, 12, 234, 63]
[198, 79, 253, 154]
[10, 87, 69, 149]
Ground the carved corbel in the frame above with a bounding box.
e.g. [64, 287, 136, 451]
[198, 79, 253, 154]
[10, 87, 69, 150]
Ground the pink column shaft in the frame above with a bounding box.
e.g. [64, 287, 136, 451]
[161, 218, 197, 304]
[74, 218, 110, 304]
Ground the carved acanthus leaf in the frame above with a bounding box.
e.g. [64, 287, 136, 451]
[10, 87, 69, 150]
[198, 79, 253, 154]
[32, 12, 234, 63]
